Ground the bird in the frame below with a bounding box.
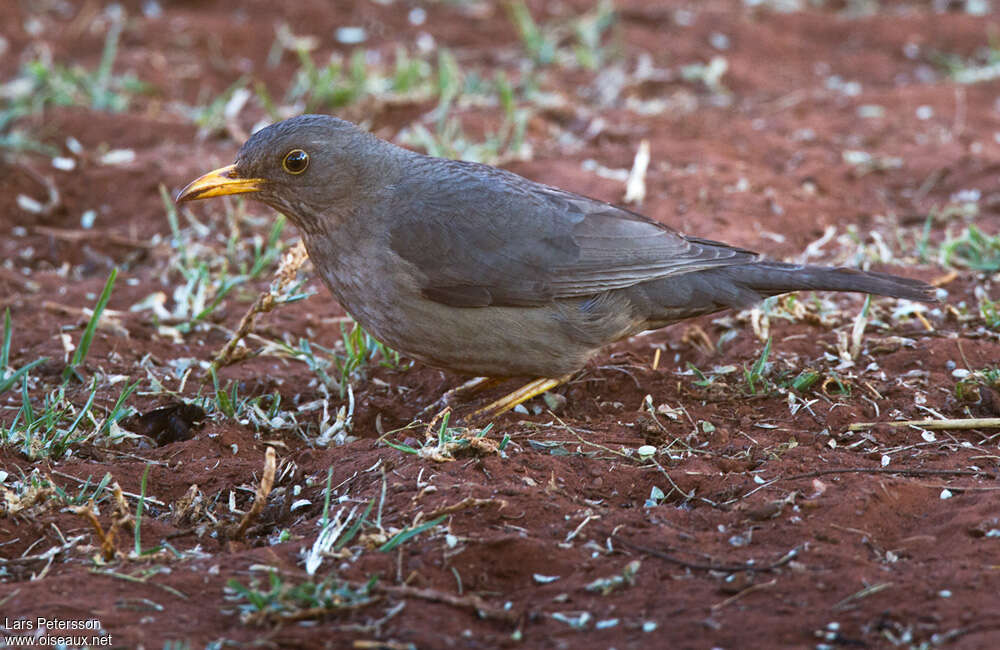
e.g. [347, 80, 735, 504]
[177, 114, 935, 417]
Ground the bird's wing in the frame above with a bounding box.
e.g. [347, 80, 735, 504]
[386, 160, 760, 308]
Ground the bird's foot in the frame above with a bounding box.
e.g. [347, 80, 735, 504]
[415, 376, 503, 420]
[470, 374, 573, 421]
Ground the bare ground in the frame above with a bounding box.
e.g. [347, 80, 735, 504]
[1, 1, 999, 648]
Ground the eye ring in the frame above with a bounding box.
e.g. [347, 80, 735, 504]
[282, 149, 309, 174]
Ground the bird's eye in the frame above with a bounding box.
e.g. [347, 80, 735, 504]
[282, 149, 309, 174]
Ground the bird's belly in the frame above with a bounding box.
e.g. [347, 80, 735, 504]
[345, 286, 592, 376]
[380, 299, 595, 377]
[307, 250, 595, 377]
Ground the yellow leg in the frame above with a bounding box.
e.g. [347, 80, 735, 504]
[417, 376, 504, 419]
[471, 374, 574, 420]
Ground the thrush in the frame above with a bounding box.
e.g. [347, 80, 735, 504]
[177, 115, 934, 417]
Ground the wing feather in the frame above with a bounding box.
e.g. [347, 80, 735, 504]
[387, 159, 759, 308]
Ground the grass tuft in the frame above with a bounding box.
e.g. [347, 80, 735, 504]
[0, 308, 49, 395]
[1, 14, 146, 153]
[226, 571, 378, 624]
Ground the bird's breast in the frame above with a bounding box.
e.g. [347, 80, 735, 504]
[302, 229, 419, 343]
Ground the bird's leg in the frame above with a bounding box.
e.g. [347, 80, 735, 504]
[416, 376, 504, 419]
[471, 374, 574, 420]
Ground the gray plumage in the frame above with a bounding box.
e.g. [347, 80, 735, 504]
[214, 114, 934, 377]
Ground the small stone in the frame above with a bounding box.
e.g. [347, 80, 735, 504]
[637, 445, 657, 459]
[543, 391, 567, 412]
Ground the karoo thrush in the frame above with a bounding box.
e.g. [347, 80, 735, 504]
[178, 115, 934, 416]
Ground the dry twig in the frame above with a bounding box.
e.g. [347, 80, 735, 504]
[849, 418, 1000, 431]
[375, 584, 518, 623]
[215, 240, 308, 366]
[425, 497, 505, 520]
[616, 537, 801, 573]
[232, 447, 277, 539]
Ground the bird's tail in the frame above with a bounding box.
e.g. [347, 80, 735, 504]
[635, 262, 935, 327]
[722, 262, 936, 303]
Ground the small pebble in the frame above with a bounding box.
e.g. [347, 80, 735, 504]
[16, 195, 44, 213]
[99, 149, 136, 165]
[52, 156, 76, 171]
[408, 7, 426, 25]
[335, 26, 366, 44]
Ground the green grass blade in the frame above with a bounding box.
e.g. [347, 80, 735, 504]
[320, 467, 334, 528]
[379, 514, 448, 552]
[0, 357, 48, 395]
[0, 307, 49, 394]
[1, 308, 10, 369]
[381, 440, 420, 454]
[135, 463, 151, 556]
[334, 498, 376, 551]
[98, 379, 140, 437]
[64, 267, 118, 382]
[20, 374, 34, 425]
[93, 18, 124, 109]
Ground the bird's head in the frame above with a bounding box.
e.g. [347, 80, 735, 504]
[176, 115, 388, 228]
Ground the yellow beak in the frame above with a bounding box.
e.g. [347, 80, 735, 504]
[175, 164, 265, 202]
